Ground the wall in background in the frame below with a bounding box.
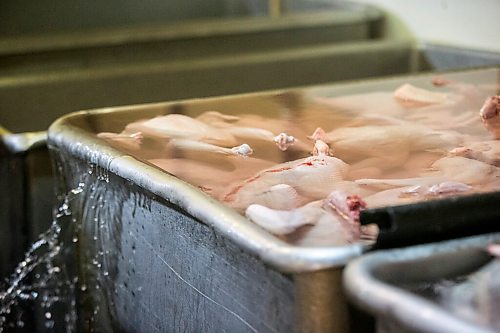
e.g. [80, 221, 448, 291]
[0, 0, 265, 36]
[352, 0, 500, 53]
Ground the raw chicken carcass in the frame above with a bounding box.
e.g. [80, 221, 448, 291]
[394, 83, 450, 107]
[309, 124, 461, 167]
[224, 155, 349, 211]
[449, 140, 500, 167]
[245, 191, 366, 246]
[480, 95, 500, 139]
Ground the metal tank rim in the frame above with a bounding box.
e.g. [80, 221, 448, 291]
[0, 129, 47, 154]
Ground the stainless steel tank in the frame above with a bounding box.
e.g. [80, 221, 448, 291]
[47, 66, 500, 332]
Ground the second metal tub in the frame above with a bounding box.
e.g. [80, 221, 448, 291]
[344, 233, 500, 333]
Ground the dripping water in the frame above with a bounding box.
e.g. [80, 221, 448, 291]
[0, 146, 131, 332]
[0, 180, 84, 332]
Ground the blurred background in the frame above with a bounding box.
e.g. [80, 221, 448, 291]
[348, 0, 500, 53]
[1, 0, 499, 132]
[1, 0, 499, 53]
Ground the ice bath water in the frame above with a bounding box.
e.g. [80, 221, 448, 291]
[95, 70, 500, 245]
[101, 77, 500, 205]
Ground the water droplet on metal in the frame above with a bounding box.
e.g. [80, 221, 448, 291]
[45, 320, 55, 329]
